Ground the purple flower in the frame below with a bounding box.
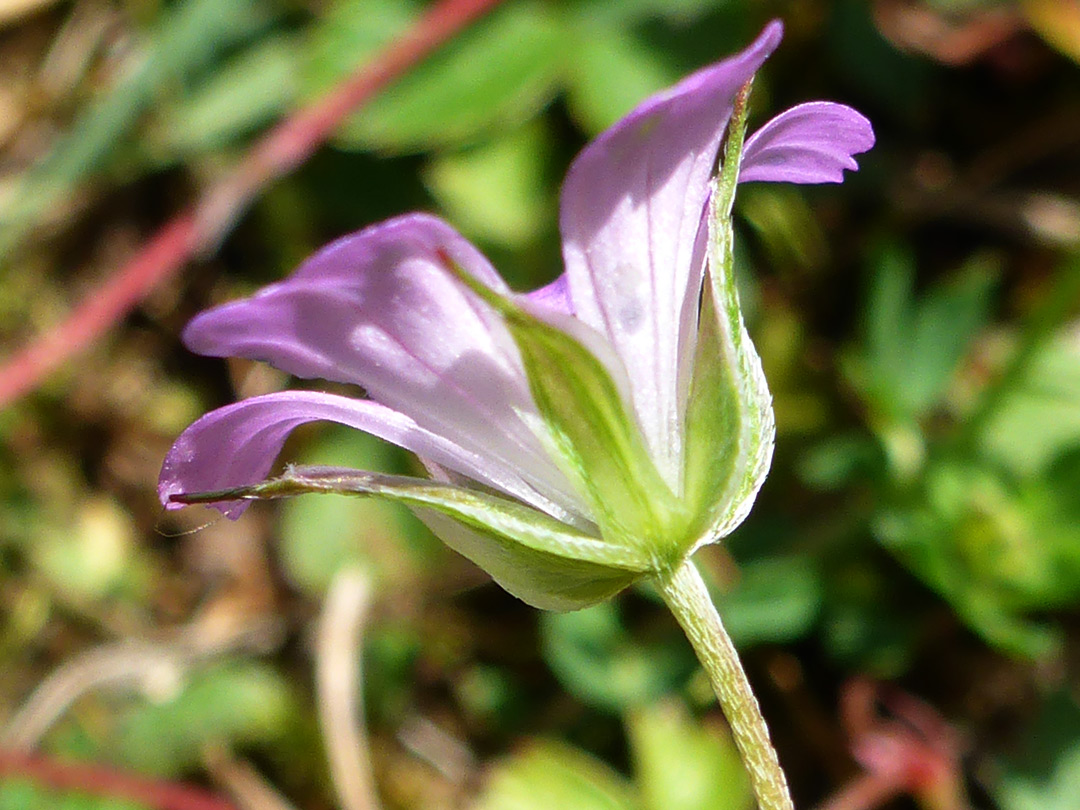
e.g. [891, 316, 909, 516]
[160, 21, 872, 610]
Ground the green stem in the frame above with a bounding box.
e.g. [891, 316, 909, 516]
[655, 558, 794, 810]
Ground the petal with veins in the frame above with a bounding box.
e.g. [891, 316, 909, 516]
[181, 213, 586, 519]
[560, 21, 783, 488]
[740, 101, 875, 184]
[158, 390, 584, 523]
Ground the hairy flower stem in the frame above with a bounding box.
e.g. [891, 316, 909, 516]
[655, 558, 794, 810]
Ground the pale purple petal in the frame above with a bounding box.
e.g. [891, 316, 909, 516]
[181, 213, 586, 519]
[158, 391, 581, 522]
[739, 102, 874, 184]
[559, 21, 783, 487]
[524, 274, 573, 315]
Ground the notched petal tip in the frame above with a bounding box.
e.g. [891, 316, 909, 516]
[740, 101, 875, 185]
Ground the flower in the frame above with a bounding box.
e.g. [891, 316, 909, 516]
[159, 21, 873, 610]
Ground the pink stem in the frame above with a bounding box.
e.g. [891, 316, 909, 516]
[0, 0, 506, 408]
[0, 749, 239, 810]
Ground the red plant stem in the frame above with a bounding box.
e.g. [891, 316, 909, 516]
[0, 0, 506, 408]
[0, 749, 239, 810]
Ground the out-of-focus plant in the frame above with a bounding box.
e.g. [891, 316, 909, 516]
[818, 251, 1080, 659]
[473, 697, 752, 810]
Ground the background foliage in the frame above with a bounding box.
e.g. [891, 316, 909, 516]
[2, 0, 1080, 808]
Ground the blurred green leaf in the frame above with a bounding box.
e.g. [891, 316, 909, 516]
[564, 0, 740, 27]
[116, 661, 293, 775]
[301, 0, 415, 115]
[423, 121, 554, 248]
[797, 433, 883, 491]
[848, 246, 997, 424]
[31, 497, 140, 602]
[712, 557, 822, 646]
[473, 740, 637, 810]
[563, 0, 751, 134]
[628, 699, 752, 810]
[995, 692, 1080, 810]
[979, 336, 1080, 478]
[279, 425, 432, 596]
[872, 458, 1080, 659]
[563, 24, 680, 134]
[305, 0, 564, 153]
[0, 780, 148, 810]
[738, 185, 827, 273]
[153, 34, 298, 156]
[541, 601, 691, 713]
[822, 588, 919, 677]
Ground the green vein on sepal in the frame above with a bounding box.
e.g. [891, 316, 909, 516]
[172, 465, 652, 572]
[681, 178, 775, 549]
[443, 252, 687, 558]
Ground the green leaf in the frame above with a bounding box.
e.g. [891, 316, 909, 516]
[115, 661, 293, 775]
[278, 426, 434, 596]
[562, 0, 752, 133]
[712, 557, 822, 646]
[153, 34, 298, 156]
[31, 497, 138, 601]
[179, 465, 650, 611]
[979, 336, 1080, 477]
[0, 780, 149, 810]
[628, 699, 753, 810]
[872, 461, 1067, 659]
[851, 246, 998, 422]
[423, 122, 554, 248]
[451, 271, 685, 556]
[541, 602, 692, 713]
[737, 185, 828, 272]
[473, 740, 637, 810]
[302, 0, 415, 106]
[304, 0, 564, 153]
[563, 24, 681, 134]
[564, 0, 738, 27]
[681, 190, 775, 547]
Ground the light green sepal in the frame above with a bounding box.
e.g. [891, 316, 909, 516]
[450, 265, 686, 557]
[417, 509, 642, 611]
[681, 187, 775, 549]
[174, 465, 649, 611]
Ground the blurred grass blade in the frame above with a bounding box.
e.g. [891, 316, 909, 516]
[0, 0, 269, 261]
